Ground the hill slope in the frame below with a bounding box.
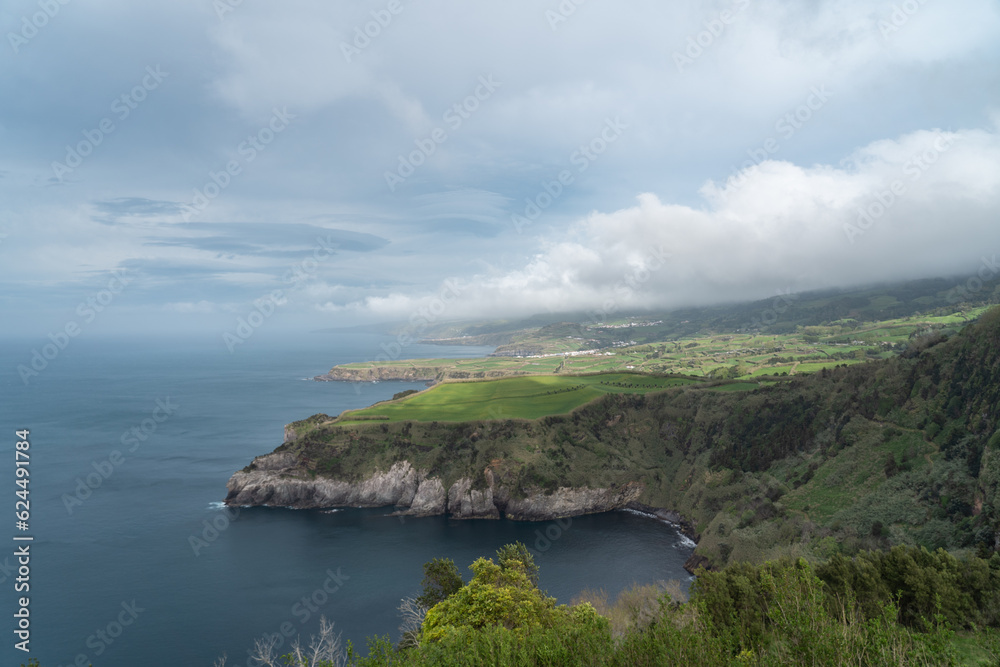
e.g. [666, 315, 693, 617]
[228, 308, 1000, 570]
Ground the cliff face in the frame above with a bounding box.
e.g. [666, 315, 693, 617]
[495, 483, 644, 521]
[314, 366, 532, 383]
[315, 366, 443, 382]
[224, 451, 643, 521]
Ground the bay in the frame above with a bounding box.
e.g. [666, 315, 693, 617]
[0, 332, 692, 666]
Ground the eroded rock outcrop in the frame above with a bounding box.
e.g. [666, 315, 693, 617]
[225, 456, 422, 509]
[225, 452, 643, 521]
[683, 553, 713, 575]
[494, 482, 644, 521]
[447, 478, 499, 519]
[314, 366, 443, 382]
[314, 366, 532, 383]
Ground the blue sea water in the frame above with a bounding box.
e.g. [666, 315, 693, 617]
[0, 333, 693, 667]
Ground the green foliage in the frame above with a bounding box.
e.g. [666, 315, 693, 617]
[280, 305, 1000, 572]
[815, 545, 1000, 630]
[415, 558, 463, 610]
[412, 543, 613, 656]
[573, 580, 685, 637]
[351, 619, 614, 666]
[392, 389, 420, 401]
[495, 541, 540, 588]
[347, 549, 988, 666]
[421, 556, 582, 643]
[610, 557, 962, 666]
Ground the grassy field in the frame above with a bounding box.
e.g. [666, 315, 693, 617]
[318, 305, 996, 426]
[336, 373, 700, 423]
[325, 308, 992, 384]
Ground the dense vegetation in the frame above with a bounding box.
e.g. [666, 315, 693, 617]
[24, 542, 1000, 665]
[348, 544, 1000, 666]
[275, 307, 1000, 569]
[187, 543, 999, 666]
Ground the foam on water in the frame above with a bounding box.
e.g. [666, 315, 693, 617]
[620, 508, 698, 548]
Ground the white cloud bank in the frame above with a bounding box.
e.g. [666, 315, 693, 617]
[330, 123, 1000, 321]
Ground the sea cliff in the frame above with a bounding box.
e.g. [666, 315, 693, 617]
[224, 452, 646, 521]
[314, 365, 532, 383]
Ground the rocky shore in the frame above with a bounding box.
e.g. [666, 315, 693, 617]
[314, 365, 532, 383]
[228, 426, 705, 571]
[224, 454, 648, 521]
[313, 366, 443, 382]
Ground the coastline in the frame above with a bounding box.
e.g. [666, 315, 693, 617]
[224, 455, 705, 572]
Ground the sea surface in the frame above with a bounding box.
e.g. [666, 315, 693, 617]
[0, 332, 693, 666]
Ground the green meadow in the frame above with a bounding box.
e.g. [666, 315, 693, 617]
[326, 307, 992, 387]
[336, 373, 699, 423]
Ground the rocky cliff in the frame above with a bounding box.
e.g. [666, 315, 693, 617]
[314, 365, 533, 383]
[314, 366, 444, 382]
[224, 451, 644, 521]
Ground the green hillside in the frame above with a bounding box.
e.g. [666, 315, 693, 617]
[323, 290, 994, 383]
[281, 307, 1000, 570]
[337, 373, 702, 424]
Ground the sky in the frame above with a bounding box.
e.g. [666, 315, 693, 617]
[1, 0, 999, 341]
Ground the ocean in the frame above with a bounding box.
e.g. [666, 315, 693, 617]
[0, 332, 693, 666]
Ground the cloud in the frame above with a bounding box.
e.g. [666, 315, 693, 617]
[93, 197, 190, 222]
[340, 124, 1000, 320]
[2, 0, 999, 335]
[141, 222, 390, 256]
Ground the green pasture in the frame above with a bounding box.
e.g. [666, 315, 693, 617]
[796, 360, 860, 373]
[336, 373, 698, 423]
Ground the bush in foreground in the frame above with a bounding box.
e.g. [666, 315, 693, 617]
[345, 545, 1000, 666]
